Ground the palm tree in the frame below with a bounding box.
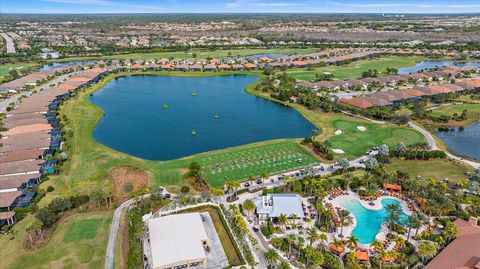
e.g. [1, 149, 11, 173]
[264, 248, 280, 268]
[418, 241, 438, 263]
[337, 209, 354, 237]
[346, 235, 359, 250]
[225, 181, 241, 197]
[383, 203, 402, 236]
[260, 172, 269, 184]
[306, 227, 319, 246]
[370, 239, 383, 253]
[318, 233, 328, 251]
[277, 261, 291, 269]
[403, 214, 421, 242]
[287, 233, 295, 255]
[345, 251, 360, 269]
[209, 187, 224, 197]
[278, 213, 288, 231]
[311, 129, 321, 141]
[284, 176, 297, 192]
[248, 175, 255, 186]
[331, 237, 344, 254]
[392, 235, 405, 250]
[242, 199, 256, 220]
[289, 213, 298, 229]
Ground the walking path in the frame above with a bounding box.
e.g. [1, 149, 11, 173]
[408, 121, 480, 169]
[1, 33, 16, 53]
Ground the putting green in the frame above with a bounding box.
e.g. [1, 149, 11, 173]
[63, 218, 102, 242]
[328, 120, 425, 157]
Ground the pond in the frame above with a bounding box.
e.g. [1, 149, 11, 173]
[37, 61, 96, 71]
[398, 61, 480, 75]
[436, 122, 480, 160]
[335, 197, 408, 244]
[89, 75, 317, 160]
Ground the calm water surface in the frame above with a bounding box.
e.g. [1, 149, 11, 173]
[90, 75, 316, 160]
[398, 61, 480, 75]
[436, 122, 480, 160]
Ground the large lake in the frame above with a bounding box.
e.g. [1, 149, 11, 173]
[436, 122, 480, 160]
[89, 75, 317, 160]
[398, 61, 480, 75]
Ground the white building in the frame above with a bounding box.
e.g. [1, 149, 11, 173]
[146, 213, 210, 269]
[254, 194, 305, 224]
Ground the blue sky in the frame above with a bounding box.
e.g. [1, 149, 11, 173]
[2, 0, 480, 14]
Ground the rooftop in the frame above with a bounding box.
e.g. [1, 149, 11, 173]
[254, 194, 305, 218]
[147, 213, 209, 269]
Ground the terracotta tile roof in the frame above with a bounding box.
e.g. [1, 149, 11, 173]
[428, 85, 455, 94]
[1, 123, 51, 136]
[340, 98, 373, 109]
[425, 219, 480, 269]
[57, 84, 77, 90]
[0, 211, 15, 220]
[400, 89, 426, 97]
[0, 191, 22, 208]
[355, 251, 370, 261]
[0, 173, 40, 189]
[218, 64, 231, 69]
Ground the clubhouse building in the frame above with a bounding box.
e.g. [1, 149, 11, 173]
[254, 194, 305, 225]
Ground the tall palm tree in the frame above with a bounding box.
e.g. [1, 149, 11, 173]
[226, 181, 241, 197]
[260, 172, 269, 184]
[346, 235, 359, 250]
[284, 176, 297, 192]
[337, 209, 354, 237]
[278, 213, 288, 231]
[264, 248, 280, 269]
[242, 199, 256, 220]
[383, 203, 402, 236]
[306, 227, 319, 246]
[403, 214, 421, 242]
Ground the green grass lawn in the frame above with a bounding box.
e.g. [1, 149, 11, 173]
[196, 141, 319, 186]
[385, 159, 473, 184]
[287, 56, 426, 81]
[0, 63, 37, 82]
[63, 218, 103, 242]
[0, 212, 113, 269]
[430, 103, 480, 117]
[327, 119, 425, 158]
[49, 48, 320, 62]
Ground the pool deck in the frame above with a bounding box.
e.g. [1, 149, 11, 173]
[326, 191, 412, 245]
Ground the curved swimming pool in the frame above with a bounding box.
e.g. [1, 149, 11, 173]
[335, 197, 408, 244]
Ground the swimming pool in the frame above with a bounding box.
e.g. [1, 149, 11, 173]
[335, 197, 408, 244]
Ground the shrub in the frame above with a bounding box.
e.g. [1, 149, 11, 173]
[46, 185, 55, 192]
[180, 185, 190, 194]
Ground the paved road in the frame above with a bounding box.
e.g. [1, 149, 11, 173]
[104, 198, 134, 269]
[408, 121, 480, 169]
[0, 33, 16, 53]
[0, 72, 74, 113]
[104, 151, 376, 269]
